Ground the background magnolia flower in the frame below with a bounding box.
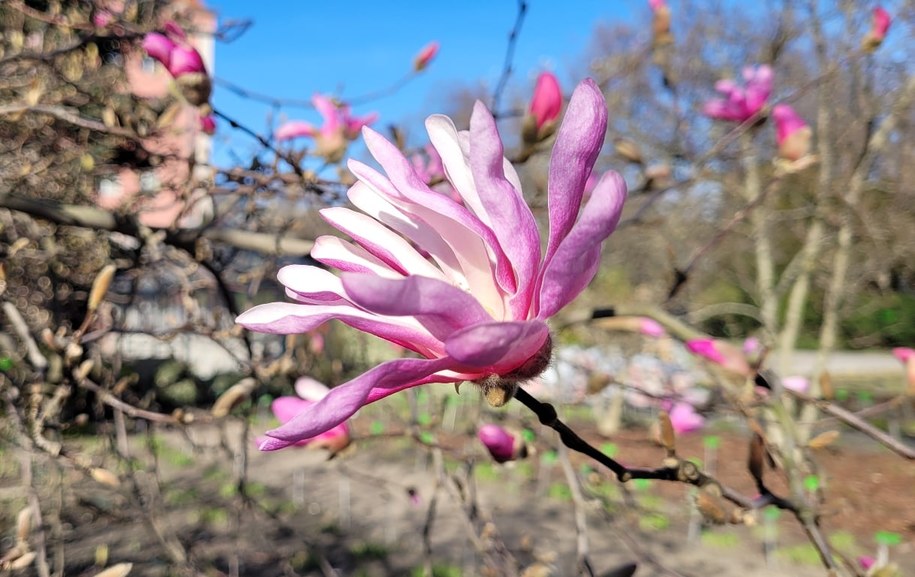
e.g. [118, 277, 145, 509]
[477, 424, 518, 463]
[256, 377, 351, 452]
[649, 0, 673, 47]
[522, 72, 562, 144]
[781, 376, 809, 394]
[772, 104, 811, 161]
[862, 6, 892, 52]
[685, 338, 752, 377]
[413, 41, 439, 72]
[668, 402, 705, 435]
[276, 94, 378, 162]
[142, 25, 207, 78]
[639, 318, 666, 338]
[238, 79, 627, 450]
[703, 65, 773, 123]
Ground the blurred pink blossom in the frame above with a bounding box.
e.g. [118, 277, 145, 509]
[257, 378, 350, 453]
[772, 104, 811, 161]
[238, 80, 627, 450]
[198, 114, 216, 135]
[669, 403, 705, 435]
[276, 94, 377, 162]
[413, 41, 440, 72]
[863, 7, 892, 51]
[858, 555, 876, 570]
[648, 0, 667, 11]
[782, 376, 809, 394]
[93, 10, 113, 28]
[142, 24, 207, 78]
[529, 72, 562, 131]
[478, 424, 517, 463]
[703, 65, 773, 123]
[685, 338, 752, 377]
[639, 318, 666, 338]
[892, 347, 915, 363]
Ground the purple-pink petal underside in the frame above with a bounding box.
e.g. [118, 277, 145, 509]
[341, 273, 492, 341]
[468, 101, 541, 315]
[235, 301, 443, 356]
[278, 265, 350, 305]
[537, 170, 626, 319]
[444, 320, 549, 373]
[541, 79, 608, 273]
[262, 356, 458, 448]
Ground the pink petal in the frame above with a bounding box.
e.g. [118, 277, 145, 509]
[262, 356, 458, 448]
[891, 347, 915, 364]
[271, 396, 313, 423]
[311, 235, 404, 277]
[278, 265, 351, 305]
[669, 403, 705, 435]
[236, 302, 443, 356]
[142, 33, 175, 66]
[294, 376, 330, 402]
[348, 153, 510, 316]
[444, 320, 549, 373]
[340, 273, 492, 341]
[537, 170, 626, 318]
[541, 79, 609, 281]
[276, 121, 317, 140]
[529, 72, 562, 129]
[167, 45, 206, 77]
[468, 101, 541, 316]
[313, 93, 340, 134]
[478, 424, 516, 463]
[782, 376, 809, 394]
[320, 207, 446, 280]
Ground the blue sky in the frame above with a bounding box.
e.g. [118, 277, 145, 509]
[206, 1, 639, 166]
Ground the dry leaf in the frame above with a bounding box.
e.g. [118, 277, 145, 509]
[210, 378, 256, 417]
[16, 507, 31, 543]
[748, 433, 765, 485]
[808, 430, 840, 449]
[94, 562, 133, 577]
[658, 410, 676, 454]
[695, 488, 727, 524]
[819, 371, 833, 399]
[90, 468, 120, 488]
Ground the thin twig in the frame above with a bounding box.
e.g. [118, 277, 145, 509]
[491, 0, 528, 116]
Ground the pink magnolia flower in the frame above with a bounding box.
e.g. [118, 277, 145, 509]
[529, 72, 562, 131]
[648, 0, 667, 10]
[276, 94, 378, 162]
[685, 338, 752, 377]
[411, 144, 458, 202]
[772, 104, 811, 161]
[142, 26, 207, 78]
[669, 402, 705, 435]
[198, 113, 216, 135]
[782, 376, 809, 394]
[703, 65, 773, 123]
[858, 555, 876, 571]
[892, 347, 915, 364]
[639, 318, 666, 338]
[413, 41, 440, 72]
[93, 10, 113, 28]
[238, 79, 627, 450]
[863, 7, 892, 51]
[478, 424, 518, 463]
[256, 377, 351, 452]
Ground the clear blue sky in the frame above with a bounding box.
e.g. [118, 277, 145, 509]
[206, 1, 639, 166]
